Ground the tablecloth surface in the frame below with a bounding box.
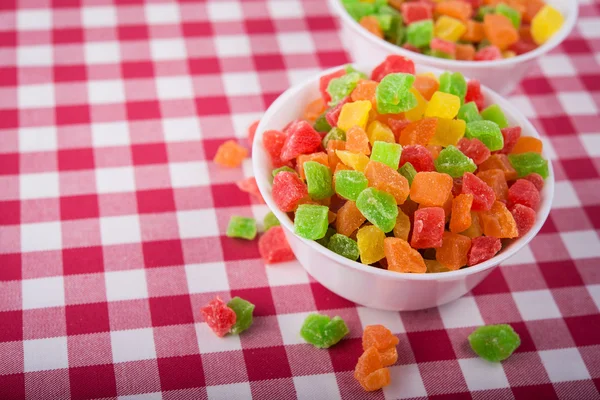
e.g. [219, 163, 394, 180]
[1, 0, 599, 399]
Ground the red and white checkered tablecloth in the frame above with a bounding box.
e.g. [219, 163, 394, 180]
[0, 0, 599, 398]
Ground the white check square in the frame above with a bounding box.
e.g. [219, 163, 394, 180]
[18, 84, 55, 108]
[162, 117, 202, 142]
[552, 181, 581, 209]
[294, 373, 341, 400]
[105, 269, 149, 301]
[357, 307, 405, 333]
[267, 0, 304, 18]
[176, 209, 219, 239]
[19, 126, 57, 152]
[91, 121, 130, 147]
[85, 42, 120, 64]
[265, 261, 309, 286]
[111, 328, 157, 363]
[150, 39, 186, 61]
[538, 54, 576, 77]
[196, 322, 241, 353]
[18, 46, 53, 67]
[438, 296, 484, 329]
[214, 36, 250, 57]
[88, 80, 125, 104]
[96, 167, 136, 193]
[561, 230, 600, 259]
[580, 133, 600, 157]
[383, 365, 427, 399]
[540, 348, 591, 383]
[578, 18, 600, 38]
[507, 95, 536, 118]
[169, 161, 210, 187]
[558, 92, 598, 115]
[145, 3, 181, 24]
[459, 357, 510, 391]
[500, 244, 535, 266]
[277, 312, 312, 345]
[24, 337, 68, 372]
[587, 284, 600, 311]
[82, 6, 117, 27]
[20, 172, 59, 200]
[277, 33, 315, 54]
[22, 276, 65, 309]
[185, 262, 230, 294]
[207, 2, 242, 21]
[512, 290, 561, 321]
[155, 76, 194, 100]
[100, 215, 142, 245]
[222, 72, 261, 96]
[18, 9, 52, 30]
[21, 222, 62, 252]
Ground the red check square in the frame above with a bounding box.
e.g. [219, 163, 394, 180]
[157, 355, 205, 390]
[66, 302, 110, 335]
[69, 364, 117, 400]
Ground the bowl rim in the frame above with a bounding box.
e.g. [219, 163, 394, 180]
[327, 0, 579, 68]
[252, 63, 555, 282]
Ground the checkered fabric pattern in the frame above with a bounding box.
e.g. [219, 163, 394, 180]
[0, 0, 599, 399]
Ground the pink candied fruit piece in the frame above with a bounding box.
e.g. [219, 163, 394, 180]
[326, 96, 351, 127]
[474, 45, 502, 61]
[399, 145, 435, 172]
[371, 55, 416, 82]
[272, 171, 308, 212]
[248, 120, 259, 146]
[498, 126, 521, 154]
[430, 38, 456, 57]
[508, 179, 540, 210]
[467, 236, 502, 266]
[263, 129, 288, 168]
[509, 204, 536, 237]
[401, 2, 433, 25]
[319, 68, 346, 104]
[465, 79, 485, 111]
[523, 173, 544, 191]
[280, 120, 322, 162]
[462, 172, 496, 211]
[509, 40, 537, 55]
[236, 177, 265, 204]
[410, 207, 445, 249]
[200, 297, 236, 337]
[457, 137, 491, 165]
[259, 225, 295, 264]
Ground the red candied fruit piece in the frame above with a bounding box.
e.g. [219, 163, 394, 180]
[272, 171, 308, 212]
[509, 40, 537, 55]
[280, 120, 322, 162]
[399, 145, 435, 172]
[200, 297, 236, 337]
[452, 178, 463, 197]
[508, 179, 540, 210]
[387, 118, 412, 142]
[403, 43, 421, 53]
[467, 236, 502, 266]
[410, 207, 445, 249]
[371, 55, 416, 82]
[259, 225, 295, 264]
[465, 79, 485, 111]
[236, 177, 265, 204]
[320, 68, 346, 104]
[401, 2, 433, 25]
[263, 129, 289, 168]
[498, 126, 521, 154]
[457, 137, 491, 165]
[326, 96, 351, 127]
[510, 204, 536, 237]
[248, 120, 259, 146]
[523, 173, 544, 191]
[430, 38, 456, 58]
[462, 172, 496, 211]
[474, 45, 502, 61]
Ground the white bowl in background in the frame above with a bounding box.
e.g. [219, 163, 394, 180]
[327, 0, 578, 95]
[252, 64, 554, 311]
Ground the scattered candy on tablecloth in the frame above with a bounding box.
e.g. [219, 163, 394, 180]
[200, 297, 237, 337]
[227, 297, 255, 335]
[263, 212, 280, 231]
[300, 313, 349, 348]
[342, 0, 565, 61]
[355, 324, 398, 391]
[236, 177, 265, 204]
[468, 324, 521, 362]
[258, 226, 295, 264]
[226, 216, 257, 240]
[214, 140, 248, 168]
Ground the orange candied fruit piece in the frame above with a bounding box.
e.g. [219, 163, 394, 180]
[478, 154, 518, 181]
[214, 140, 248, 168]
[511, 136, 543, 154]
[365, 161, 410, 205]
[354, 347, 391, 391]
[477, 169, 508, 202]
[351, 80, 379, 107]
[450, 193, 473, 233]
[296, 152, 328, 180]
[398, 117, 438, 146]
[442, 191, 454, 222]
[524, 0, 545, 23]
[455, 43, 476, 61]
[393, 209, 411, 241]
[427, 144, 443, 160]
[359, 16, 384, 38]
[327, 140, 346, 170]
[461, 211, 483, 238]
[480, 201, 519, 238]
[410, 171, 453, 207]
[436, 232, 472, 270]
[346, 126, 371, 155]
[413, 74, 439, 101]
[336, 200, 366, 237]
[363, 325, 400, 352]
[328, 210, 337, 224]
[483, 14, 519, 51]
[435, 0, 473, 22]
[303, 98, 326, 121]
[462, 20, 485, 42]
[384, 237, 427, 273]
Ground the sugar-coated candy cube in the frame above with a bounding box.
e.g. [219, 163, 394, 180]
[436, 232, 471, 270]
[531, 5, 564, 45]
[356, 187, 399, 233]
[384, 237, 427, 273]
[461, 211, 482, 238]
[414, 73, 440, 101]
[406, 19, 434, 48]
[273, 171, 308, 212]
[410, 171, 453, 207]
[430, 38, 457, 59]
[480, 104, 509, 129]
[462, 172, 496, 211]
[346, 126, 371, 155]
[469, 324, 521, 362]
[400, 145, 435, 172]
[477, 169, 508, 202]
[376, 73, 417, 114]
[455, 43, 476, 61]
[511, 136, 543, 154]
[362, 325, 399, 367]
[450, 193, 473, 233]
[328, 233, 360, 261]
[367, 120, 395, 145]
[405, 88, 429, 122]
[327, 72, 362, 106]
[401, 2, 433, 25]
[336, 150, 370, 172]
[354, 346, 391, 392]
[365, 161, 410, 204]
[248, 120, 259, 145]
[320, 68, 346, 103]
[325, 97, 350, 128]
[510, 204, 536, 237]
[465, 120, 504, 151]
[435, 145, 476, 178]
[304, 161, 334, 200]
[468, 236, 501, 266]
[336, 200, 366, 237]
[399, 117, 437, 146]
[456, 137, 490, 165]
[430, 118, 466, 147]
[479, 153, 518, 181]
[294, 204, 329, 240]
[508, 152, 549, 179]
[523, 173, 544, 191]
[322, 127, 346, 149]
[214, 140, 248, 168]
[227, 216, 257, 240]
[280, 121, 322, 162]
[338, 100, 372, 131]
[351, 80, 378, 105]
[480, 201, 518, 238]
[496, 3, 521, 29]
[484, 14, 518, 50]
[297, 152, 329, 180]
[424, 91, 461, 119]
[201, 297, 236, 337]
[263, 212, 280, 231]
[272, 165, 297, 178]
[508, 179, 540, 210]
[342, 0, 376, 21]
[474, 45, 503, 61]
[465, 79, 484, 110]
[462, 19, 485, 42]
[313, 113, 331, 133]
[300, 313, 349, 348]
[316, 226, 336, 247]
[236, 177, 264, 204]
[360, 15, 383, 38]
[438, 72, 467, 103]
[227, 297, 255, 335]
[457, 102, 482, 124]
[435, 15, 467, 42]
[371, 55, 416, 82]
[411, 207, 445, 248]
[357, 225, 386, 265]
[393, 209, 411, 241]
[304, 98, 326, 122]
[436, 0, 473, 21]
[335, 170, 368, 201]
[398, 162, 417, 186]
[371, 141, 403, 170]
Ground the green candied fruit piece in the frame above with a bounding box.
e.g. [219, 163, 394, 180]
[300, 313, 349, 349]
[371, 141, 403, 170]
[480, 104, 509, 129]
[263, 212, 280, 231]
[508, 152, 549, 179]
[406, 19, 434, 48]
[314, 113, 331, 133]
[342, 0, 376, 21]
[272, 166, 296, 178]
[476, 5, 495, 21]
[388, 15, 406, 46]
[465, 120, 504, 151]
[327, 233, 360, 261]
[457, 102, 483, 123]
[468, 324, 521, 362]
[356, 187, 398, 233]
[304, 161, 334, 200]
[496, 3, 521, 28]
[322, 127, 346, 149]
[375, 13, 393, 32]
[334, 170, 368, 201]
[439, 72, 467, 104]
[316, 227, 336, 247]
[294, 204, 329, 240]
[435, 145, 477, 178]
[376, 73, 417, 115]
[227, 216, 257, 240]
[227, 297, 255, 335]
[398, 162, 417, 186]
[327, 72, 362, 106]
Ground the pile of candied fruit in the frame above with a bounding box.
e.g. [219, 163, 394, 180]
[342, 0, 565, 61]
[263, 55, 548, 273]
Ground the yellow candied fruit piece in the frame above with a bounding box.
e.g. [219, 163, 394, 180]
[366, 120, 395, 145]
[337, 100, 372, 132]
[336, 150, 370, 172]
[434, 16, 467, 42]
[429, 118, 466, 147]
[502, 50, 516, 58]
[424, 92, 461, 119]
[405, 88, 428, 122]
[531, 5, 564, 45]
[357, 225, 386, 265]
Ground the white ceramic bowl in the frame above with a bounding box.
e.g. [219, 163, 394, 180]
[253, 64, 554, 311]
[327, 0, 578, 95]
